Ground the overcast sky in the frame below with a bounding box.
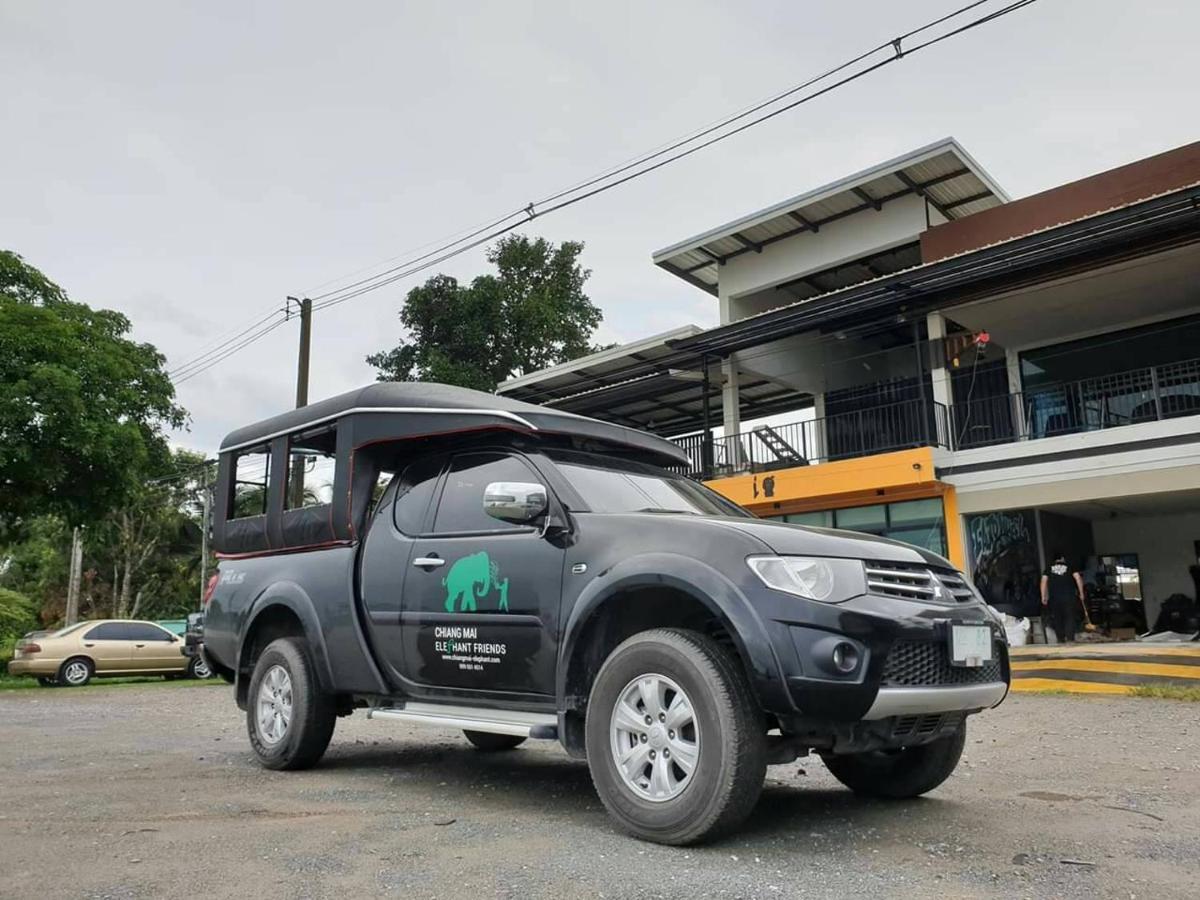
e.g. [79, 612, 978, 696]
[2, 0, 1196, 454]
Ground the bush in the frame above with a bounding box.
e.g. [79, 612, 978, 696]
[0, 588, 39, 675]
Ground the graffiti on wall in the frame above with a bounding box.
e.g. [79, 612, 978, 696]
[966, 509, 1041, 616]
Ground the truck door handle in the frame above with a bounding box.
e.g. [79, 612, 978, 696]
[135, 643, 146, 648]
[413, 556, 445, 570]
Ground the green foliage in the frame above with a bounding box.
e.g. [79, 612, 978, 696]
[367, 234, 603, 391]
[0, 251, 186, 533]
[0, 588, 38, 640]
[0, 587, 39, 675]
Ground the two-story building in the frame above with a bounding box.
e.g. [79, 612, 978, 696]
[498, 138, 1200, 634]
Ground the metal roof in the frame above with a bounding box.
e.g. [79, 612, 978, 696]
[653, 138, 1008, 296]
[497, 326, 806, 436]
[497, 325, 703, 400]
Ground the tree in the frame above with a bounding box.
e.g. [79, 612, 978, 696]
[0, 251, 186, 533]
[101, 450, 211, 620]
[367, 235, 603, 391]
[0, 452, 214, 623]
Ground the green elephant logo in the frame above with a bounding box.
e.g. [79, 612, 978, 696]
[442, 551, 510, 613]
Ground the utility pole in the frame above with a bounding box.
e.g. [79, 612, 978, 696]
[287, 296, 313, 507]
[65, 527, 83, 625]
[293, 296, 313, 409]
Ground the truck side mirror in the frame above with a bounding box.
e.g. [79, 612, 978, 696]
[483, 482, 548, 524]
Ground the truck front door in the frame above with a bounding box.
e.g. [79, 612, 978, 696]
[399, 451, 564, 700]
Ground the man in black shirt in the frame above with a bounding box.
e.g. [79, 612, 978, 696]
[1041, 551, 1085, 644]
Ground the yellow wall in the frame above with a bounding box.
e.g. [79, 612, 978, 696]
[703, 447, 967, 570]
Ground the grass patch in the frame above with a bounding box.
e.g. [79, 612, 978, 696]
[0, 674, 225, 692]
[1129, 683, 1200, 702]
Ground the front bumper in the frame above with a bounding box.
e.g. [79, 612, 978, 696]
[863, 682, 1009, 719]
[7, 658, 59, 676]
[757, 588, 1010, 722]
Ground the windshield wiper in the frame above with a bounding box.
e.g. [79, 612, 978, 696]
[633, 507, 696, 515]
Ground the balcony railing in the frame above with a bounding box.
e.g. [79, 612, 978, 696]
[673, 398, 950, 479]
[671, 357, 1200, 479]
[953, 357, 1200, 449]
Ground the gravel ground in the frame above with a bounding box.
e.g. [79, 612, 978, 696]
[0, 683, 1196, 900]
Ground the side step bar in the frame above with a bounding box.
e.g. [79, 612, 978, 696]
[367, 702, 558, 740]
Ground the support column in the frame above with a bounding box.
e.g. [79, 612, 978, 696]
[811, 393, 828, 464]
[912, 320, 931, 446]
[1005, 347, 1027, 439]
[721, 356, 740, 437]
[926, 312, 953, 447]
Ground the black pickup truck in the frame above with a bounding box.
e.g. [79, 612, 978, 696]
[202, 383, 1008, 844]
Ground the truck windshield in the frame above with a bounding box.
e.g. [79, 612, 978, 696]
[549, 451, 749, 518]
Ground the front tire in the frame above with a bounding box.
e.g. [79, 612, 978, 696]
[463, 730, 526, 752]
[823, 723, 967, 798]
[58, 657, 93, 687]
[584, 628, 767, 845]
[246, 637, 336, 771]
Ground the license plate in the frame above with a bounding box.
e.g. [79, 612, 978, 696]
[950, 625, 992, 667]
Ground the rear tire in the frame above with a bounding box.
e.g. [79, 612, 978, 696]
[188, 656, 212, 679]
[57, 657, 93, 687]
[584, 628, 767, 845]
[823, 723, 966, 798]
[463, 730, 526, 752]
[246, 637, 336, 771]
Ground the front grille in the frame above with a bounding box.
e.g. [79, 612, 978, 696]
[865, 561, 975, 604]
[882, 640, 1003, 686]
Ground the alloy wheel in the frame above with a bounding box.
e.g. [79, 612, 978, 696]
[609, 673, 700, 802]
[63, 661, 90, 686]
[256, 665, 293, 745]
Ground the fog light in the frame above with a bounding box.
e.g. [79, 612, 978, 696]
[831, 641, 859, 674]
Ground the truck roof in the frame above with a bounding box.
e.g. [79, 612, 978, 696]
[219, 381, 690, 467]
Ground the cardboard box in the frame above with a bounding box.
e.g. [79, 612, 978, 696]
[1108, 627, 1137, 641]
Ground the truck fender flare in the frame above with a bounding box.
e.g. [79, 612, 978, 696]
[555, 552, 785, 709]
[237, 583, 335, 694]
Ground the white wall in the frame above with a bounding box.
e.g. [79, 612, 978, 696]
[1092, 511, 1200, 629]
[942, 417, 1200, 514]
[719, 194, 939, 320]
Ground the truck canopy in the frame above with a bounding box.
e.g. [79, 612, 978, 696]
[213, 382, 690, 556]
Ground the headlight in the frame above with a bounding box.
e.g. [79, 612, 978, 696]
[746, 556, 866, 603]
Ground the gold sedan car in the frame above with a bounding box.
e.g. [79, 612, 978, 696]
[9, 619, 210, 687]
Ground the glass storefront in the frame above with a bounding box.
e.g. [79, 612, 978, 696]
[768, 496, 947, 556]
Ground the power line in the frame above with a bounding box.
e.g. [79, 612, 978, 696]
[301, 0, 1002, 308]
[177, 0, 1042, 378]
[173, 317, 290, 385]
[169, 306, 287, 379]
[308, 0, 1039, 314]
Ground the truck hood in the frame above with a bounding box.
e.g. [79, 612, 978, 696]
[717, 518, 953, 568]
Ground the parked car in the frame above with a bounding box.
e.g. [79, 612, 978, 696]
[204, 383, 1009, 845]
[8, 619, 211, 686]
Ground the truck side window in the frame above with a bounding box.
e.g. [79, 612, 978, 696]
[231, 447, 270, 519]
[284, 428, 337, 510]
[392, 457, 443, 535]
[433, 453, 542, 534]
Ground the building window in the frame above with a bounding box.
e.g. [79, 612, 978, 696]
[771, 496, 947, 556]
[780, 510, 833, 529]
